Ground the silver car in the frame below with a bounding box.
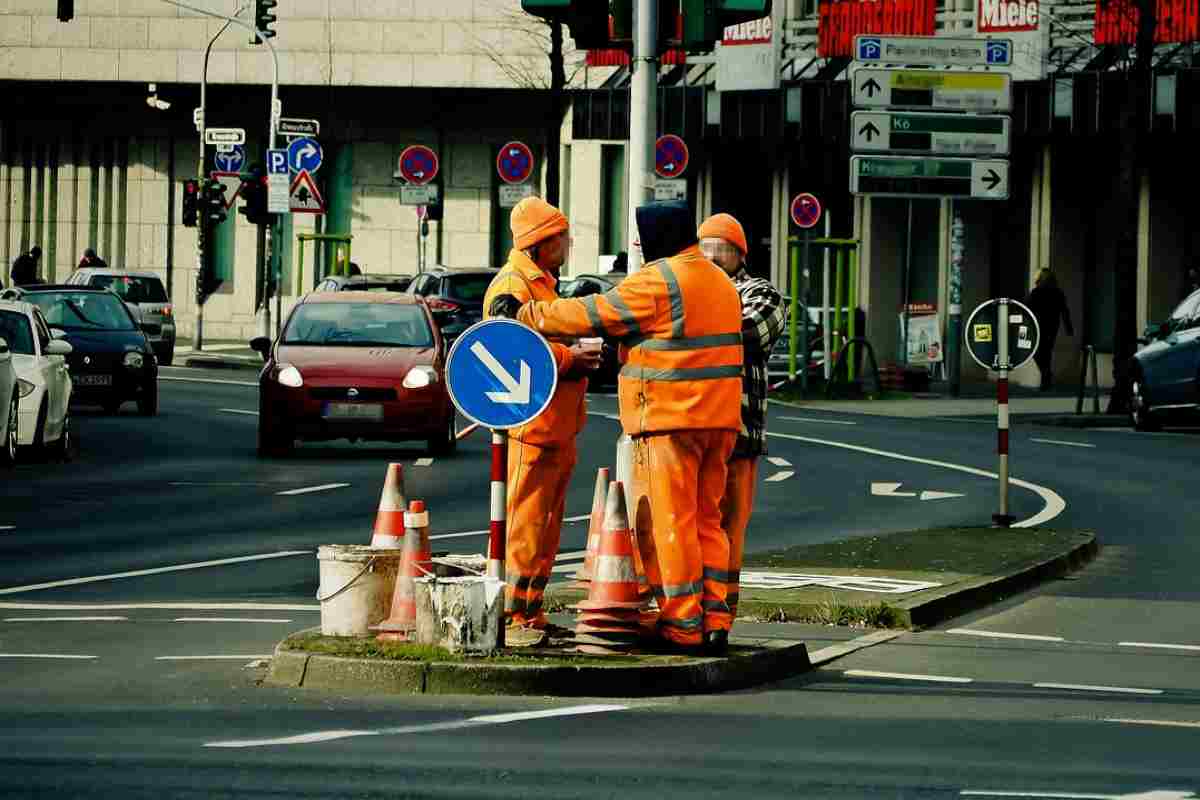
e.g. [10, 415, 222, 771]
[0, 330, 16, 467]
[66, 269, 176, 365]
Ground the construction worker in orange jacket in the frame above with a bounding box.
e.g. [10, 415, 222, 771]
[483, 196, 601, 644]
[513, 200, 744, 655]
[699, 213, 787, 623]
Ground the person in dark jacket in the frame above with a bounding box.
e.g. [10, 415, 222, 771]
[78, 248, 107, 270]
[10, 246, 41, 287]
[1028, 268, 1073, 390]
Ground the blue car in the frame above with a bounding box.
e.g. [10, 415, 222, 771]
[1129, 288, 1200, 431]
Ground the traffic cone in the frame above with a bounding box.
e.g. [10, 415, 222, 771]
[574, 481, 645, 656]
[370, 464, 407, 548]
[572, 467, 609, 586]
[374, 500, 432, 642]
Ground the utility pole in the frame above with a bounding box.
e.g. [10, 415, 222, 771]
[626, 0, 657, 274]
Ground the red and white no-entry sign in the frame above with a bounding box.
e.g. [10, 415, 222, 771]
[790, 193, 822, 229]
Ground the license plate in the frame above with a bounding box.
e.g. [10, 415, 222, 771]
[75, 374, 112, 386]
[323, 402, 383, 421]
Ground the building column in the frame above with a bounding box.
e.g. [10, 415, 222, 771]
[1136, 167, 1151, 335]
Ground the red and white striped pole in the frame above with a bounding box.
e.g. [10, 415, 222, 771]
[994, 297, 1015, 527]
[488, 430, 507, 647]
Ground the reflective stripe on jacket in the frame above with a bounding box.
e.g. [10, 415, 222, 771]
[517, 244, 743, 435]
[483, 249, 587, 447]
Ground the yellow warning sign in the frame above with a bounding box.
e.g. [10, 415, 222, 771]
[973, 324, 993, 343]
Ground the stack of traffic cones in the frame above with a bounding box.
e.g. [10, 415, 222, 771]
[572, 467, 609, 587]
[370, 464, 407, 548]
[375, 499, 433, 642]
[573, 481, 645, 655]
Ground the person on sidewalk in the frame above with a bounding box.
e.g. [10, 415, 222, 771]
[482, 196, 600, 646]
[1028, 268, 1073, 391]
[77, 248, 107, 270]
[513, 200, 744, 656]
[10, 246, 41, 287]
[698, 213, 786, 624]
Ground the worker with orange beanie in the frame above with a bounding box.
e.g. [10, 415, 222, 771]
[511, 200, 744, 655]
[698, 213, 786, 622]
[483, 196, 601, 645]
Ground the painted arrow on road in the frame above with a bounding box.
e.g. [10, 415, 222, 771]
[470, 341, 531, 404]
[871, 482, 964, 501]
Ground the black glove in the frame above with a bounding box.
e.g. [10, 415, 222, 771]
[488, 294, 522, 319]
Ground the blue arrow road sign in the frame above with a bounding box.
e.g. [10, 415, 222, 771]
[446, 319, 557, 430]
[287, 136, 323, 174]
[213, 144, 245, 173]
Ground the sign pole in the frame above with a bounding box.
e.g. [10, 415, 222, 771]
[626, 0, 657, 273]
[947, 203, 965, 396]
[994, 297, 1014, 528]
[489, 430, 507, 648]
[823, 213, 832, 380]
[800, 231, 811, 394]
[901, 198, 913, 365]
[788, 241, 799, 384]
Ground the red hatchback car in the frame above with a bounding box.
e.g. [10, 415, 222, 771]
[250, 292, 456, 457]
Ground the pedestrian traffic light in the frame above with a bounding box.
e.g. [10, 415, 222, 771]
[182, 179, 200, 227]
[239, 166, 270, 227]
[251, 0, 277, 44]
[680, 0, 771, 52]
[57, 0, 74, 22]
[202, 179, 228, 225]
[521, 0, 611, 49]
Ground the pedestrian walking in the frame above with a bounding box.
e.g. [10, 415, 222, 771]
[1027, 268, 1073, 390]
[78, 248, 107, 270]
[698, 213, 786, 626]
[9, 246, 42, 287]
[482, 196, 600, 647]
[513, 200, 744, 656]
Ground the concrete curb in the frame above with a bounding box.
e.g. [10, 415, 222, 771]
[182, 354, 262, 371]
[265, 632, 812, 697]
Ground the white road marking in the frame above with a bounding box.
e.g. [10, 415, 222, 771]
[556, 550, 587, 561]
[157, 655, 274, 661]
[844, 669, 972, 684]
[1119, 641, 1200, 653]
[807, 630, 905, 666]
[1033, 682, 1163, 695]
[159, 375, 258, 387]
[920, 490, 965, 501]
[871, 481, 916, 497]
[946, 628, 1065, 643]
[276, 483, 350, 496]
[219, 408, 259, 416]
[551, 563, 583, 574]
[1030, 438, 1096, 449]
[5, 616, 127, 622]
[0, 653, 97, 660]
[767, 430, 1066, 528]
[171, 482, 270, 487]
[0, 602, 319, 611]
[174, 618, 291, 623]
[766, 456, 792, 467]
[587, 411, 622, 421]
[0, 526, 13, 531]
[764, 470, 795, 482]
[1104, 718, 1200, 729]
[779, 416, 858, 425]
[962, 791, 1197, 799]
[414, 458, 434, 467]
[430, 513, 590, 541]
[0, 551, 312, 596]
[205, 703, 632, 748]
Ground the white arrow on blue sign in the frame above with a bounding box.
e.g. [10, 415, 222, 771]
[213, 144, 245, 173]
[286, 136, 323, 174]
[445, 319, 558, 430]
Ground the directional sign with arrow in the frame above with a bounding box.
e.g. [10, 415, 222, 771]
[445, 319, 557, 430]
[287, 137, 323, 174]
[852, 68, 1013, 112]
[851, 111, 1011, 156]
[871, 482, 965, 501]
[851, 156, 1010, 200]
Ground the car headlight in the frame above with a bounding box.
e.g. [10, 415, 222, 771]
[123, 352, 145, 369]
[16, 379, 35, 398]
[277, 364, 303, 388]
[402, 366, 437, 389]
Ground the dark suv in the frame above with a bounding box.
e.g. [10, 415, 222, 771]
[407, 267, 498, 344]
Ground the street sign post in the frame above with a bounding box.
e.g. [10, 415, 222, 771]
[496, 141, 534, 185]
[654, 134, 689, 178]
[399, 145, 439, 186]
[851, 156, 1009, 199]
[266, 149, 289, 215]
[852, 68, 1013, 112]
[204, 127, 246, 146]
[289, 168, 324, 214]
[854, 35, 1013, 67]
[286, 137, 323, 174]
[851, 111, 1011, 156]
[788, 193, 822, 393]
[278, 117, 320, 137]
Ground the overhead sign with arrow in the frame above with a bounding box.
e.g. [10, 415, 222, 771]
[852, 68, 1013, 112]
[851, 111, 1011, 156]
[851, 156, 1009, 200]
[445, 319, 557, 430]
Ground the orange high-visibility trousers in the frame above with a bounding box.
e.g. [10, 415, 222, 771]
[719, 456, 758, 619]
[506, 436, 578, 628]
[632, 430, 736, 646]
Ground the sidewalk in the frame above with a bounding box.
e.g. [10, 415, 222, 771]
[174, 338, 262, 370]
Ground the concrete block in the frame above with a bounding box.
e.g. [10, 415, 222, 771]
[351, 141, 392, 185]
[33, 15, 90, 48]
[90, 17, 149, 49]
[80, 0, 119, 15]
[236, 50, 273, 83]
[381, 21, 443, 54]
[441, 188, 482, 233]
[389, 228, 419, 268]
[9, 0, 56, 12]
[117, 0, 177, 15]
[146, 18, 207, 50]
[331, 53, 353, 85]
[0, 16, 32, 47]
[350, 54, 414, 87]
[328, 0, 356, 19]
[119, 49, 177, 81]
[62, 48, 118, 81]
[472, 52, 543, 88]
[356, 0, 408, 19]
[288, 0, 331, 17]
[275, 19, 329, 51]
[412, 53, 470, 87]
[286, 52, 331, 85]
[139, 180, 167, 224]
[473, 0, 512, 22]
[447, 231, 489, 268]
[447, 138, 489, 189]
[331, 20, 383, 53]
[414, 0, 473, 21]
[55, 179, 76, 223]
[302, 655, 426, 693]
[26, 47, 63, 79]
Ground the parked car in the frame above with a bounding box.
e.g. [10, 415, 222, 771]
[315, 273, 414, 293]
[1128, 287, 1200, 431]
[0, 299, 74, 458]
[9, 286, 158, 416]
[767, 306, 826, 380]
[558, 273, 618, 299]
[407, 267, 498, 344]
[65, 269, 176, 365]
[251, 292, 456, 457]
[0, 330, 16, 467]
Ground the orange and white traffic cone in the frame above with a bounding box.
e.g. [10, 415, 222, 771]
[370, 463, 407, 548]
[375, 499, 432, 642]
[572, 467, 609, 586]
[574, 481, 645, 655]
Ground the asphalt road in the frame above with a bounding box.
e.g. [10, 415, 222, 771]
[0, 368, 1197, 798]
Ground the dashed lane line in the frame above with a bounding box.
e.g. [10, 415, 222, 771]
[779, 416, 859, 426]
[4, 616, 127, 622]
[1104, 718, 1200, 729]
[0, 653, 97, 660]
[844, 670, 973, 684]
[414, 458, 434, 467]
[219, 408, 259, 416]
[173, 618, 291, 623]
[157, 655, 274, 661]
[1033, 682, 1163, 695]
[431, 513, 590, 541]
[0, 602, 319, 612]
[946, 628, 1066, 643]
[766, 456, 792, 467]
[159, 376, 257, 388]
[276, 483, 351, 496]
[1030, 438, 1096, 449]
[764, 470, 795, 483]
[1119, 642, 1200, 653]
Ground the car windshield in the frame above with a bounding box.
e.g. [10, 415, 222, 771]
[0, 310, 35, 355]
[90, 275, 168, 303]
[282, 302, 433, 347]
[445, 275, 493, 302]
[28, 292, 136, 331]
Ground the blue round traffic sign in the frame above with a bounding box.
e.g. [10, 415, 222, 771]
[287, 137, 323, 174]
[497, 141, 534, 185]
[790, 193, 822, 229]
[445, 319, 558, 430]
[213, 144, 245, 173]
[655, 134, 689, 178]
[399, 145, 439, 186]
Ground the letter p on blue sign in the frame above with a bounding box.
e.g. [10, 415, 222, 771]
[267, 149, 287, 175]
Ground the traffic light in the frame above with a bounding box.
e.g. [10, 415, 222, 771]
[202, 179, 228, 226]
[251, 0, 277, 45]
[238, 165, 270, 227]
[57, 0, 74, 22]
[182, 179, 200, 227]
[681, 0, 771, 52]
[521, 0, 611, 49]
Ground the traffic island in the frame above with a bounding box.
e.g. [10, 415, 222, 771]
[265, 629, 811, 697]
[546, 527, 1097, 631]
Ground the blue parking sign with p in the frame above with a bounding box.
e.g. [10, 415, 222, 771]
[267, 149, 288, 175]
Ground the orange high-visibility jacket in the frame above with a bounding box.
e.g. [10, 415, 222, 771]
[483, 249, 587, 447]
[517, 244, 743, 436]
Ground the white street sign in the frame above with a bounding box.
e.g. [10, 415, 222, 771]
[854, 35, 1013, 67]
[851, 156, 1009, 200]
[852, 69, 1013, 112]
[400, 184, 439, 206]
[851, 111, 1011, 156]
[204, 128, 246, 146]
[653, 179, 687, 201]
[498, 183, 534, 209]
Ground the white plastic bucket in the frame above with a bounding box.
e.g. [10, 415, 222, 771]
[414, 575, 505, 654]
[316, 544, 405, 637]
